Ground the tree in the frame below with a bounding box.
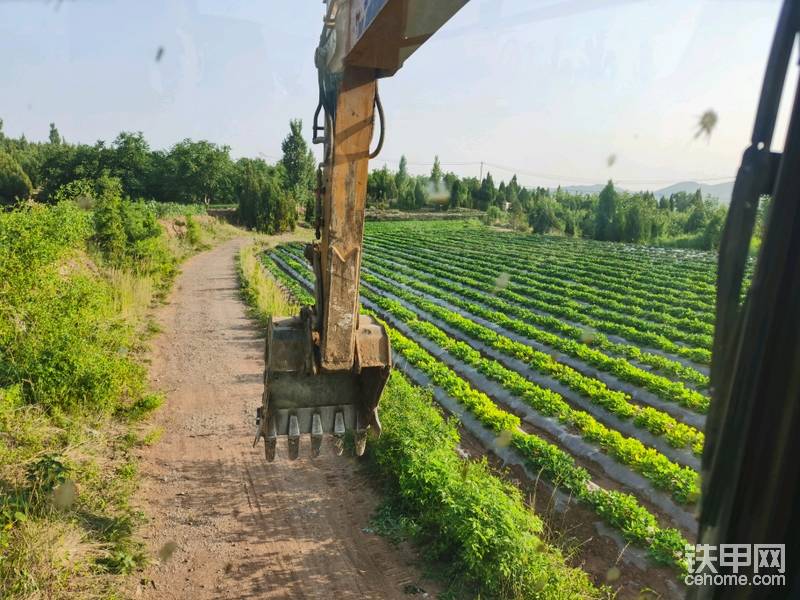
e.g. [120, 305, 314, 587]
[449, 178, 467, 209]
[165, 139, 232, 204]
[413, 179, 428, 209]
[484, 205, 502, 225]
[235, 158, 270, 228]
[304, 193, 315, 224]
[0, 150, 32, 205]
[509, 202, 527, 231]
[92, 176, 127, 263]
[702, 208, 727, 250]
[395, 155, 409, 192]
[109, 132, 151, 199]
[235, 158, 296, 234]
[367, 165, 395, 205]
[685, 205, 707, 233]
[53, 178, 95, 208]
[595, 180, 618, 241]
[430, 155, 442, 187]
[685, 199, 708, 233]
[267, 185, 298, 234]
[476, 172, 496, 210]
[48, 122, 62, 145]
[623, 203, 647, 243]
[398, 186, 415, 210]
[528, 198, 561, 234]
[280, 119, 316, 208]
[658, 196, 670, 210]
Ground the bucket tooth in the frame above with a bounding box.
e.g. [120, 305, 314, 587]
[354, 430, 368, 456]
[354, 413, 368, 457]
[310, 413, 323, 457]
[288, 415, 300, 460]
[265, 414, 277, 462]
[333, 411, 346, 456]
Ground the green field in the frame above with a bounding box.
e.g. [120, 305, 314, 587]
[265, 219, 716, 578]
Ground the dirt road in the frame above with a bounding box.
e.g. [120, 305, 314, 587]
[131, 238, 432, 599]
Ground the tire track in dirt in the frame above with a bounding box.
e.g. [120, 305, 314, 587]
[129, 237, 433, 599]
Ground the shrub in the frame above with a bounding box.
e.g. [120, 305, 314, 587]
[0, 202, 145, 411]
[92, 179, 127, 263]
[0, 150, 33, 206]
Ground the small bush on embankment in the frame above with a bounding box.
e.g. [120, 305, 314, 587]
[370, 373, 605, 599]
[0, 192, 221, 598]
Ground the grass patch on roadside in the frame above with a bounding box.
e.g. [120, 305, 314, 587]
[237, 241, 298, 325]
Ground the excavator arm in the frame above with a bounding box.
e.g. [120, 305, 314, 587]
[256, 0, 467, 461]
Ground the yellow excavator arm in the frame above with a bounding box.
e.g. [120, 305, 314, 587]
[255, 0, 468, 461]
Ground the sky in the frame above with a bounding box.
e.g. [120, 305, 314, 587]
[0, 0, 795, 188]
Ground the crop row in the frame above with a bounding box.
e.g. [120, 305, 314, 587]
[364, 236, 713, 355]
[367, 232, 716, 331]
[282, 243, 710, 388]
[446, 227, 716, 294]
[356, 284, 700, 505]
[260, 253, 315, 305]
[370, 371, 604, 597]
[365, 250, 710, 387]
[376, 312, 690, 571]
[359, 269, 705, 456]
[369, 247, 711, 364]
[405, 222, 717, 293]
[367, 226, 716, 316]
[280, 243, 709, 409]
[340, 251, 711, 412]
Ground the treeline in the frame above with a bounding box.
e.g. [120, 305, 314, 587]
[0, 118, 316, 234]
[367, 155, 741, 250]
[526, 182, 731, 249]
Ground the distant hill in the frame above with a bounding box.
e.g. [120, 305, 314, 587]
[652, 180, 734, 204]
[561, 184, 607, 195]
[557, 180, 735, 204]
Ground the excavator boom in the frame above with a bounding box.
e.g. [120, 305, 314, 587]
[256, 0, 467, 461]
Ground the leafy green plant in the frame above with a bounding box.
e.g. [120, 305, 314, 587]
[369, 372, 604, 598]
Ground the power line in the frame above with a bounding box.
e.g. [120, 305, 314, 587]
[259, 151, 734, 186]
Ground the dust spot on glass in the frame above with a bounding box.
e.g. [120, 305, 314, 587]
[158, 540, 178, 563]
[494, 272, 510, 291]
[694, 109, 718, 140]
[495, 429, 512, 448]
[52, 479, 77, 509]
[607, 154, 616, 167]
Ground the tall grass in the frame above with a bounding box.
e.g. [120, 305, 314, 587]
[237, 242, 298, 324]
[107, 268, 155, 324]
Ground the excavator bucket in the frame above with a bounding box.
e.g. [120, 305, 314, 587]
[255, 313, 391, 461]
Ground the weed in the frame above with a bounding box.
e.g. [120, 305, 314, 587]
[237, 241, 298, 324]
